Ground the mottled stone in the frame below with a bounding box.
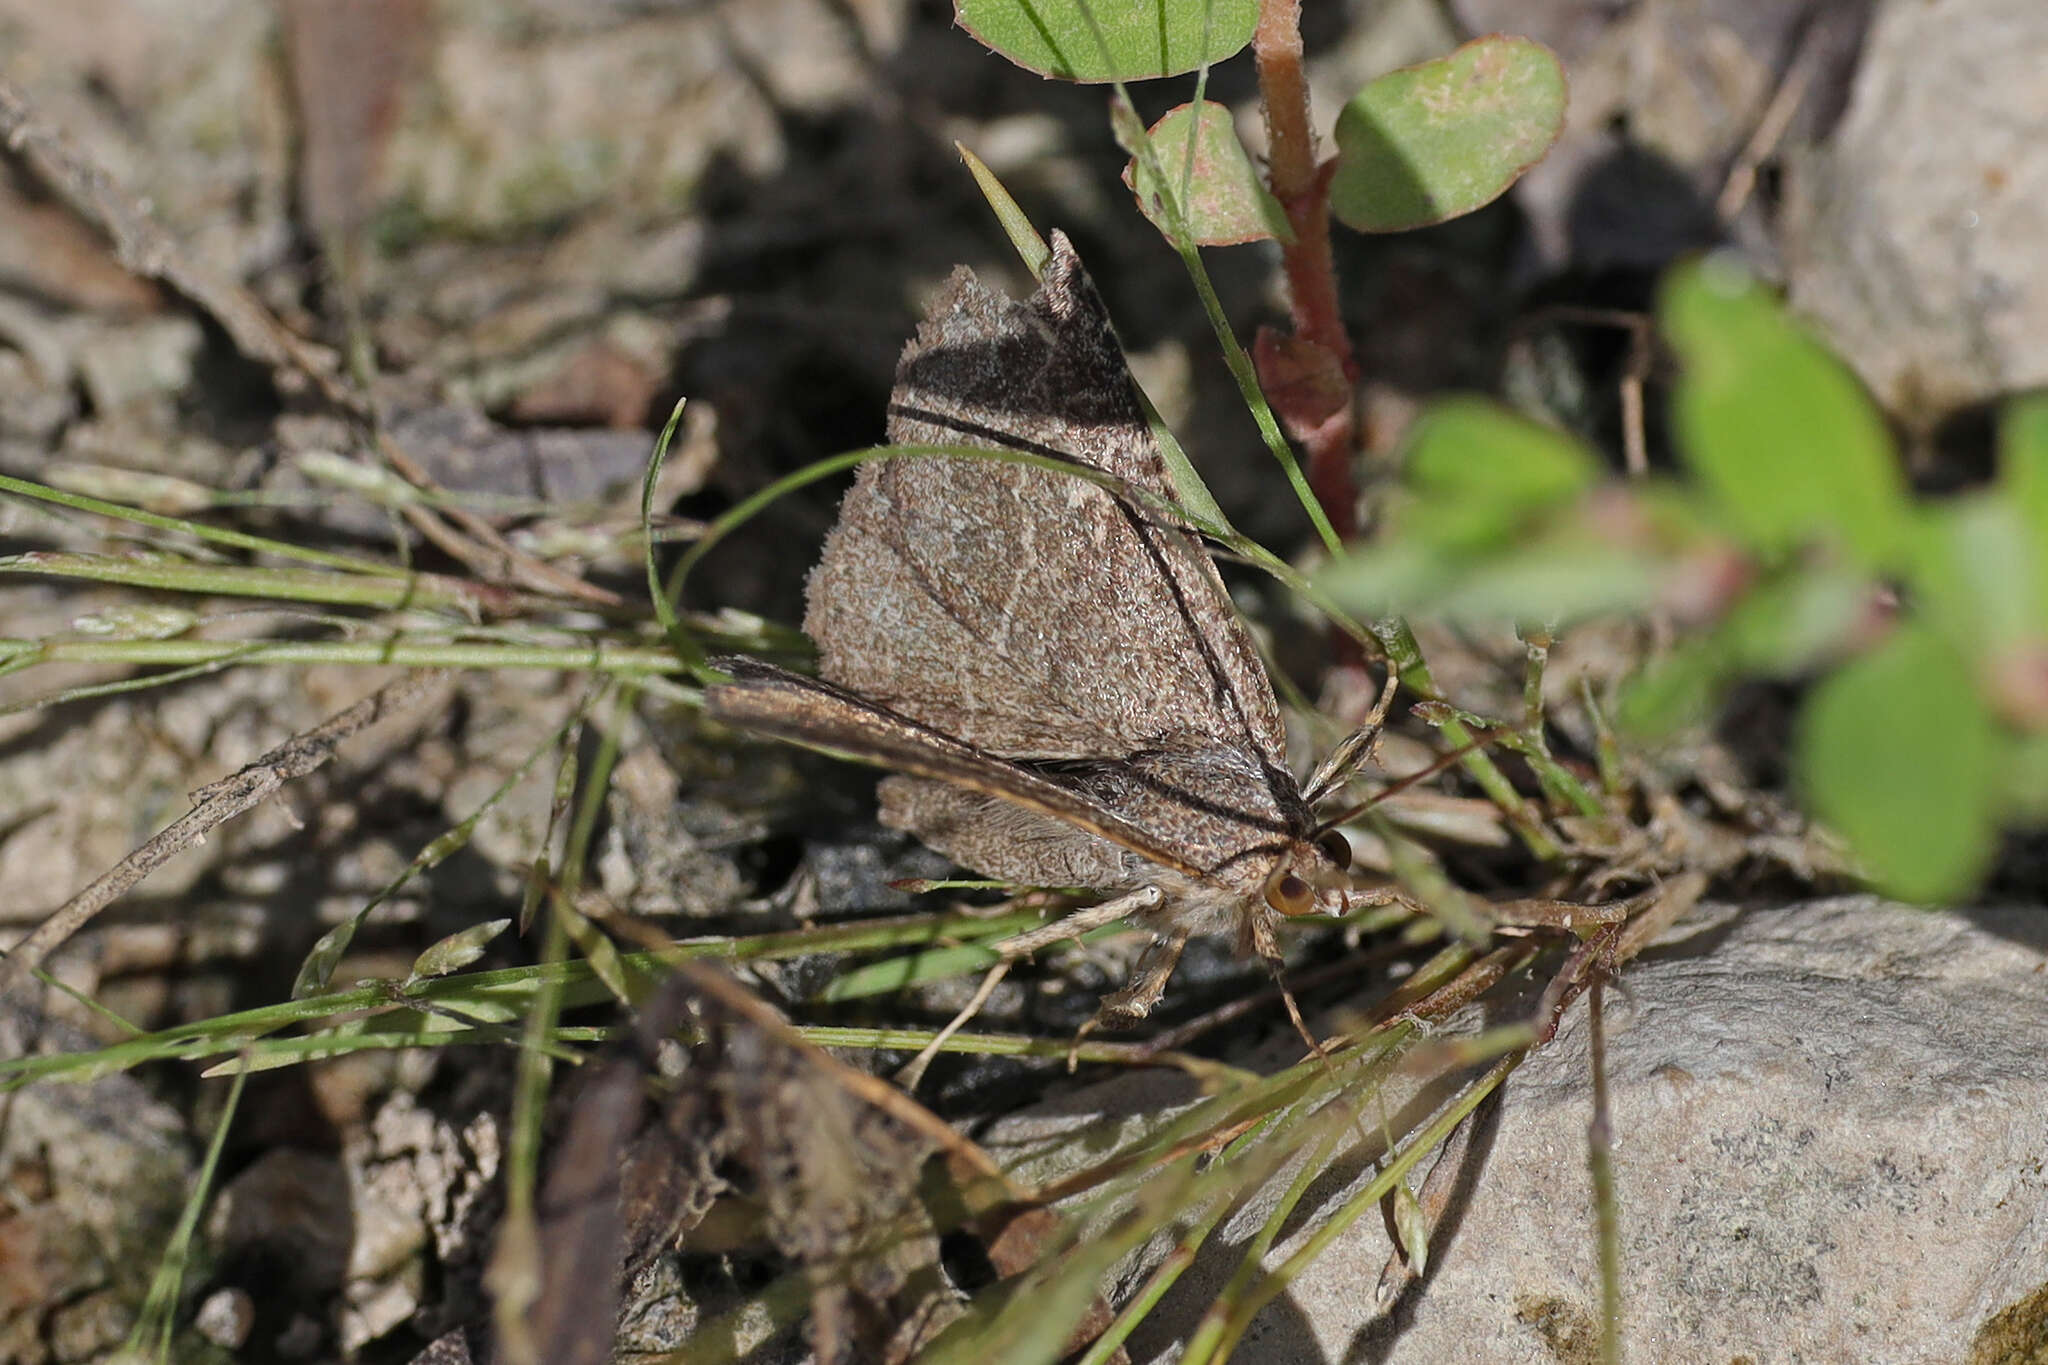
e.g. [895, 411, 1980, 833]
[1784, 0, 2048, 419]
[982, 898, 2048, 1363]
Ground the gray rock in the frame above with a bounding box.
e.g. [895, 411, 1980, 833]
[985, 898, 2048, 1363]
[0, 0, 289, 280]
[1784, 0, 2048, 421]
[1336, 898, 2048, 1363]
[1456, 0, 1871, 273]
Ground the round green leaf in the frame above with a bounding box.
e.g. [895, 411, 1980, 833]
[1313, 539, 1453, 619]
[956, 0, 1256, 82]
[1720, 566, 1872, 674]
[1663, 256, 1910, 571]
[1401, 396, 1598, 549]
[1798, 625, 2000, 903]
[1426, 539, 1670, 624]
[2002, 731, 2048, 820]
[1124, 102, 1289, 246]
[1912, 495, 2043, 661]
[1329, 35, 1567, 234]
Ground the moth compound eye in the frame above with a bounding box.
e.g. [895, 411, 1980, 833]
[1266, 873, 1316, 917]
[1315, 829, 1351, 871]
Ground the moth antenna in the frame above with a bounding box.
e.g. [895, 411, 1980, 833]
[1304, 669, 1400, 805]
[1312, 731, 1501, 837]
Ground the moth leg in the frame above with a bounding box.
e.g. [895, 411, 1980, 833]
[893, 958, 1014, 1092]
[894, 884, 1164, 1091]
[1272, 962, 1330, 1064]
[989, 882, 1163, 958]
[1064, 921, 1195, 1069]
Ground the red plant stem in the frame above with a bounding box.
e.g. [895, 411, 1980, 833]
[1253, 0, 1359, 543]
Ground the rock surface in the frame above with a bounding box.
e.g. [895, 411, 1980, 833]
[1343, 898, 2048, 1363]
[1783, 0, 2048, 421]
[990, 898, 2048, 1363]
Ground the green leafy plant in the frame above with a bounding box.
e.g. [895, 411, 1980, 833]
[1320, 256, 2048, 902]
[957, 0, 1568, 540]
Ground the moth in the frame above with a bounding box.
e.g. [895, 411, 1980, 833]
[707, 233, 1364, 1028]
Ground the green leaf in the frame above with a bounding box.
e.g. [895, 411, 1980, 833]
[1616, 565, 1872, 739]
[407, 919, 512, 984]
[956, 0, 1256, 82]
[1401, 397, 1599, 548]
[1617, 637, 1729, 738]
[1124, 102, 1290, 246]
[1316, 399, 1613, 621]
[1313, 539, 1456, 619]
[2002, 731, 2048, 820]
[1999, 391, 2048, 631]
[1912, 494, 2044, 660]
[1427, 540, 1668, 624]
[1329, 35, 1567, 234]
[957, 141, 1051, 279]
[1320, 532, 1665, 625]
[70, 603, 198, 640]
[1663, 256, 1910, 570]
[1719, 565, 1872, 673]
[1391, 1180, 1430, 1277]
[1797, 626, 2000, 903]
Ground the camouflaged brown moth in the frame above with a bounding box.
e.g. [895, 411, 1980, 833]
[708, 233, 1366, 1036]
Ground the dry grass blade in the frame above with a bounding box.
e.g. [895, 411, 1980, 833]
[376, 431, 626, 608]
[658, 960, 1142, 1363]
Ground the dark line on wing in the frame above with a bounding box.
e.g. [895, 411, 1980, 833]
[886, 403, 1196, 538]
[890, 399, 1300, 817]
[1105, 497, 1300, 812]
[887, 402, 1086, 469]
[1045, 757, 1295, 838]
[1205, 840, 1297, 879]
[708, 659, 1211, 881]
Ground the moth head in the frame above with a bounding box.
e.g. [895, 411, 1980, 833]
[1262, 829, 1353, 918]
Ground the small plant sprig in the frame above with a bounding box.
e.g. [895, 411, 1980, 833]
[1320, 257, 2048, 903]
[956, 0, 1566, 541]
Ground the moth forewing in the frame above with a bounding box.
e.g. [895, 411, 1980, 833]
[704, 231, 1357, 1030]
[705, 658, 1207, 881]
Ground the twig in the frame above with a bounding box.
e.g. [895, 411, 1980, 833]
[1716, 30, 1821, 225]
[0, 669, 449, 995]
[1251, 0, 1359, 541]
[1588, 981, 1624, 1363]
[0, 74, 363, 413]
[377, 433, 625, 608]
[1530, 872, 1708, 1044]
